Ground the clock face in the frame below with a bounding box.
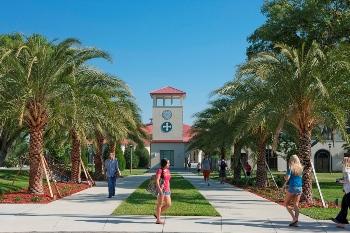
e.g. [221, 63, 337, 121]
[162, 110, 172, 120]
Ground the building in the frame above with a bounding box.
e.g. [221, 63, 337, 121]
[145, 86, 199, 168]
[272, 134, 348, 172]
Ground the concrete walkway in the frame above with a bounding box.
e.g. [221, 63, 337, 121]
[0, 172, 347, 232]
[181, 172, 347, 233]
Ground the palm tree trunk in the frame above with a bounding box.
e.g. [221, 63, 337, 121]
[28, 127, 44, 194]
[298, 130, 313, 203]
[0, 144, 9, 167]
[110, 142, 116, 154]
[94, 133, 104, 178]
[233, 143, 242, 182]
[256, 139, 267, 188]
[70, 129, 81, 183]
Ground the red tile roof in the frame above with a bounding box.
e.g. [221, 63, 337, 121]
[150, 86, 186, 96]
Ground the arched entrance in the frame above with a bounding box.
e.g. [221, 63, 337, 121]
[314, 150, 330, 172]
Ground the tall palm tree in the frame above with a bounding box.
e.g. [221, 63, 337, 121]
[0, 34, 110, 193]
[216, 76, 282, 187]
[238, 41, 350, 202]
[50, 68, 125, 182]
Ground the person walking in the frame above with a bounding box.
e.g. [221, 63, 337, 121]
[284, 154, 303, 227]
[219, 156, 227, 184]
[202, 156, 211, 186]
[332, 157, 350, 228]
[155, 159, 172, 224]
[244, 161, 252, 177]
[197, 162, 201, 175]
[104, 152, 121, 198]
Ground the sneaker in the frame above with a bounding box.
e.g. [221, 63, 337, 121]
[288, 220, 298, 227]
[107, 196, 112, 198]
[331, 218, 342, 224]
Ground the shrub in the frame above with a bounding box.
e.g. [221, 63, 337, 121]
[272, 174, 286, 187]
[135, 145, 150, 168]
[31, 196, 42, 202]
[124, 145, 139, 169]
[231, 177, 256, 186]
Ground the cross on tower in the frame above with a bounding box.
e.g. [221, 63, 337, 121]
[162, 122, 172, 132]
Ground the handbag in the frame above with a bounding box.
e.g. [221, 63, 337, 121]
[146, 169, 164, 196]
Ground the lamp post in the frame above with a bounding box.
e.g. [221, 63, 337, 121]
[328, 143, 332, 174]
[129, 145, 133, 174]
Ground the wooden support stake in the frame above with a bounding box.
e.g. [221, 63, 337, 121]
[80, 157, 91, 186]
[41, 154, 53, 198]
[311, 161, 326, 208]
[265, 159, 278, 189]
[80, 157, 95, 186]
[43, 158, 61, 198]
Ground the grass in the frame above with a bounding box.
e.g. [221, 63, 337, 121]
[300, 172, 342, 220]
[312, 173, 343, 203]
[0, 170, 29, 194]
[113, 174, 220, 216]
[120, 169, 148, 177]
[301, 207, 340, 220]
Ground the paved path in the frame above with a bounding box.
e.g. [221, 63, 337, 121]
[181, 172, 347, 233]
[0, 172, 347, 232]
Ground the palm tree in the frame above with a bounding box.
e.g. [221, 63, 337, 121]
[0, 34, 110, 193]
[238, 41, 350, 202]
[216, 76, 281, 187]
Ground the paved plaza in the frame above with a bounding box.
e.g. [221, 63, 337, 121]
[0, 172, 347, 233]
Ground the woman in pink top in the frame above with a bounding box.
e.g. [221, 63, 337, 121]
[155, 159, 172, 224]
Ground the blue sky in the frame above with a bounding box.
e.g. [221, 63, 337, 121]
[0, 0, 265, 124]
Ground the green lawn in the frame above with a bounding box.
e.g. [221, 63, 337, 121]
[300, 172, 342, 220]
[301, 207, 340, 220]
[0, 170, 29, 194]
[312, 173, 343, 202]
[113, 174, 220, 216]
[120, 169, 148, 177]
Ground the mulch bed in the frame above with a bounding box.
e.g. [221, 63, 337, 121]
[234, 184, 338, 209]
[0, 182, 91, 204]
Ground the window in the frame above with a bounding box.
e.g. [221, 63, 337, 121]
[156, 98, 164, 106]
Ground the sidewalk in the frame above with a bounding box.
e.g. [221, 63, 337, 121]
[0, 172, 347, 232]
[181, 172, 346, 233]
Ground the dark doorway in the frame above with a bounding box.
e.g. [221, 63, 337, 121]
[314, 150, 330, 172]
[160, 150, 174, 167]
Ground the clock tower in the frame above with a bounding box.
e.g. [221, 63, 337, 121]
[149, 86, 186, 168]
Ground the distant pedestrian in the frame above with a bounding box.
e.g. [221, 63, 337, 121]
[104, 152, 121, 198]
[284, 154, 303, 227]
[244, 162, 252, 177]
[197, 162, 201, 175]
[154, 159, 172, 224]
[332, 157, 350, 228]
[219, 157, 227, 184]
[202, 156, 211, 186]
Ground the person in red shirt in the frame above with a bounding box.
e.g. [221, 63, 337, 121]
[244, 162, 252, 177]
[154, 159, 172, 224]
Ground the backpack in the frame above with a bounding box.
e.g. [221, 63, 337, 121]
[146, 169, 164, 196]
